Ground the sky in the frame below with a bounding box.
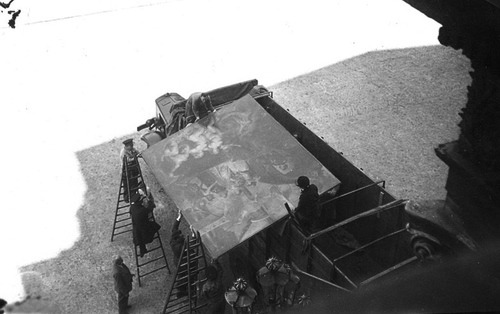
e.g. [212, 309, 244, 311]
[0, 0, 440, 302]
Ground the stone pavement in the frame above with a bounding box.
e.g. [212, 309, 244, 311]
[9, 44, 471, 313]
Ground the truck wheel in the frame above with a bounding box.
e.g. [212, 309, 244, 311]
[411, 237, 437, 260]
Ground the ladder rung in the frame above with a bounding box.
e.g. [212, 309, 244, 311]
[166, 302, 190, 313]
[168, 292, 196, 302]
[115, 217, 131, 223]
[177, 263, 201, 272]
[115, 221, 133, 227]
[113, 229, 132, 236]
[139, 265, 168, 277]
[176, 269, 205, 281]
[177, 262, 203, 270]
[180, 252, 199, 259]
[166, 297, 191, 307]
[138, 255, 165, 267]
[144, 246, 162, 253]
[176, 309, 191, 314]
[193, 303, 208, 310]
[180, 255, 204, 262]
[181, 252, 197, 263]
[181, 254, 196, 263]
[173, 280, 195, 288]
[173, 281, 187, 287]
[188, 242, 202, 248]
[176, 270, 198, 279]
[167, 294, 185, 303]
[115, 218, 131, 225]
[117, 204, 129, 209]
[116, 211, 130, 217]
[198, 278, 207, 285]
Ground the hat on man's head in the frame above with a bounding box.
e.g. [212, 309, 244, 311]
[122, 138, 134, 146]
[265, 256, 282, 272]
[114, 256, 123, 265]
[296, 176, 310, 189]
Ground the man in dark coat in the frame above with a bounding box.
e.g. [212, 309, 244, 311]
[225, 278, 257, 314]
[184, 92, 215, 125]
[113, 256, 134, 314]
[170, 210, 188, 298]
[170, 210, 184, 264]
[200, 258, 226, 314]
[294, 176, 321, 233]
[130, 192, 160, 257]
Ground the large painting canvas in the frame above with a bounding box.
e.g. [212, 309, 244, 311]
[142, 94, 341, 258]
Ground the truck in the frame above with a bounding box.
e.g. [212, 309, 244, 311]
[137, 79, 424, 311]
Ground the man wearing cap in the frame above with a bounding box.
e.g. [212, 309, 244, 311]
[120, 139, 141, 203]
[130, 192, 161, 257]
[294, 176, 321, 233]
[113, 256, 134, 314]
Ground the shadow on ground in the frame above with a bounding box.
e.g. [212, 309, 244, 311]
[12, 44, 470, 313]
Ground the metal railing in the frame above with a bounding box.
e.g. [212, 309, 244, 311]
[320, 180, 386, 207]
[307, 199, 408, 242]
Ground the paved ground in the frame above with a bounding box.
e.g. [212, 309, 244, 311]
[6, 44, 471, 313]
[0, 1, 472, 313]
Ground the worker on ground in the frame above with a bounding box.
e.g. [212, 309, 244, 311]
[120, 139, 141, 202]
[225, 278, 257, 314]
[113, 256, 134, 314]
[130, 192, 160, 257]
[282, 263, 301, 308]
[294, 176, 321, 233]
[199, 258, 226, 314]
[256, 256, 291, 311]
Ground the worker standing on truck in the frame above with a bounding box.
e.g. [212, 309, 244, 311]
[185, 92, 215, 125]
[294, 176, 321, 233]
[225, 278, 257, 314]
[170, 210, 187, 298]
[199, 258, 226, 314]
[170, 210, 198, 299]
